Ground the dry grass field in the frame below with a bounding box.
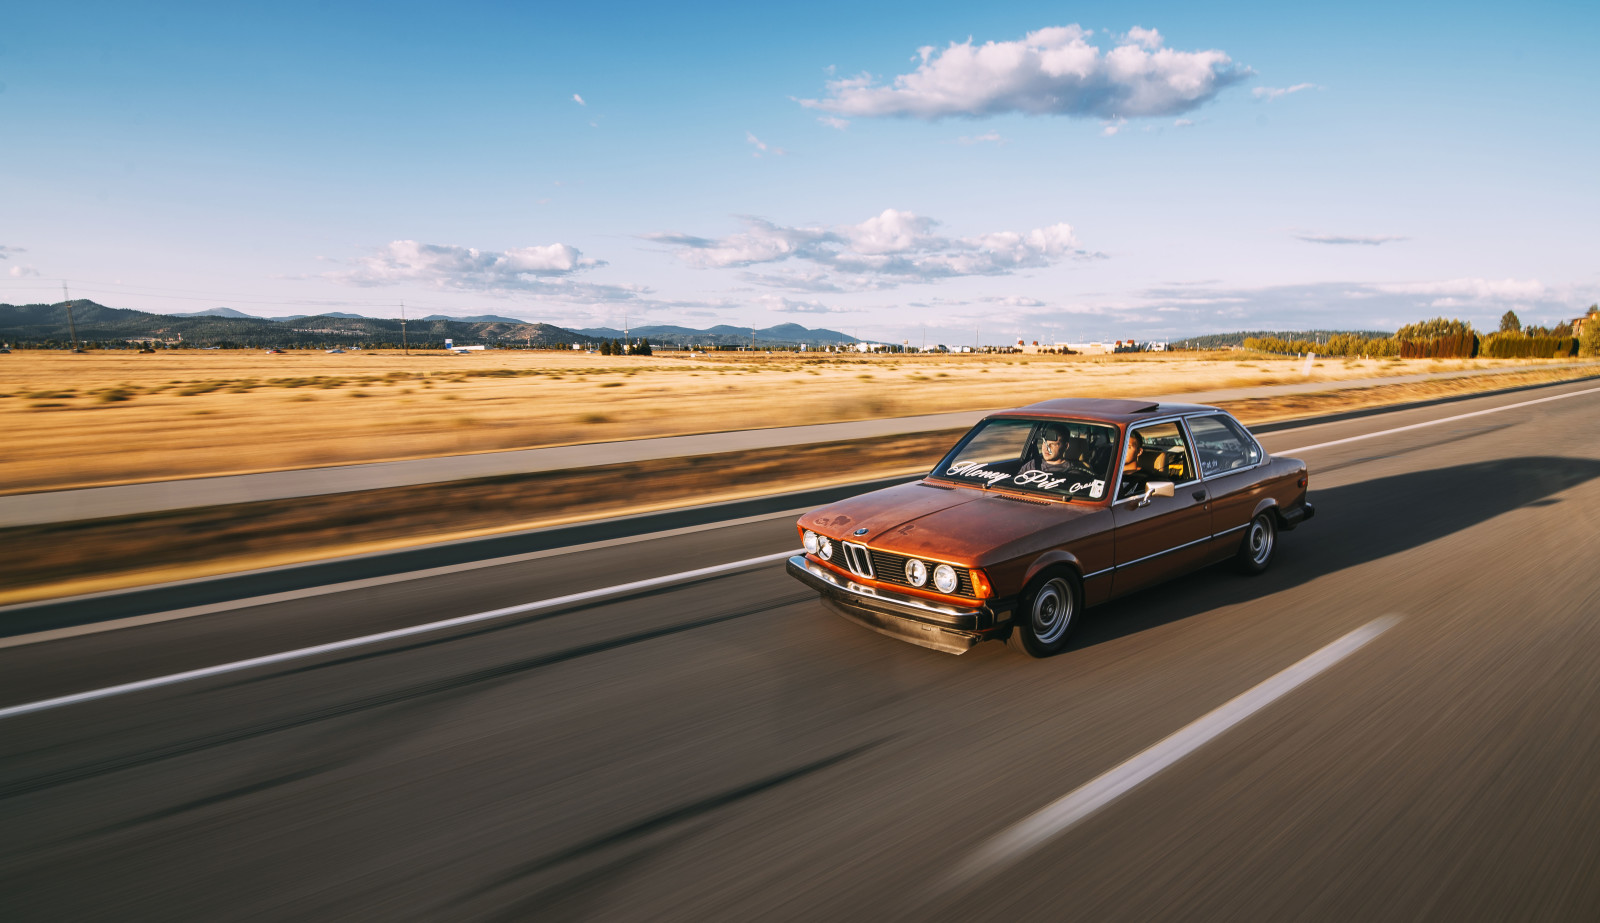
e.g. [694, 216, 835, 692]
[2, 348, 1587, 494]
[1, 349, 1595, 604]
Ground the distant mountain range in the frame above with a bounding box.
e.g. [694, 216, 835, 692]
[0, 301, 869, 349]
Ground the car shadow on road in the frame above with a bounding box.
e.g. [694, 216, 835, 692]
[1069, 455, 1600, 651]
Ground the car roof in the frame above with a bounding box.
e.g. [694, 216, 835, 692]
[987, 397, 1221, 424]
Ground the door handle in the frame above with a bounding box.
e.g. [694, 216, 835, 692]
[1192, 490, 1207, 501]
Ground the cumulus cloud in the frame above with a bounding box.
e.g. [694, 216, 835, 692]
[1253, 83, 1318, 101]
[817, 116, 850, 130]
[797, 25, 1249, 121]
[10, 264, 40, 277]
[1295, 233, 1408, 246]
[328, 240, 640, 303]
[572, 93, 586, 106]
[746, 132, 787, 157]
[647, 209, 1087, 290]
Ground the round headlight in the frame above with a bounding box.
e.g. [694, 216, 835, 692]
[933, 564, 958, 594]
[819, 537, 833, 560]
[904, 559, 928, 586]
[802, 530, 819, 554]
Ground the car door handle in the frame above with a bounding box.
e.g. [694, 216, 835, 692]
[1192, 490, 1207, 501]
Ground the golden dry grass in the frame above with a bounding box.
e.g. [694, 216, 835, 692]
[1, 348, 1578, 494]
[0, 359, 1594, 606]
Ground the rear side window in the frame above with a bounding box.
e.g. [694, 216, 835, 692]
[1186, 415, 1263, 476]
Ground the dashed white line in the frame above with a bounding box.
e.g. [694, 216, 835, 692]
[0, 549, 799, 722]
[952, 616, 1400, 882]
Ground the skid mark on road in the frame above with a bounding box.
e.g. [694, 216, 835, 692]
[461, 738, 890, 907]
[0, 595, 812, 800]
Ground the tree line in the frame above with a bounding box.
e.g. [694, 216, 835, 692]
[1243, 308, 1600, 360]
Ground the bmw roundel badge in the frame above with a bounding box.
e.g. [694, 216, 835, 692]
[853, 528, 869, 536]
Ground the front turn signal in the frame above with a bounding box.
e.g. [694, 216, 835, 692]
[971, 568, 993, 599]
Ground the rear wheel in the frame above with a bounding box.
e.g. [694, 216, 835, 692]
[1007, 571, 1082, 658]
[1235, 512, 1277, 574]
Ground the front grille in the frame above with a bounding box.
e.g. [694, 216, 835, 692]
[841, 541, 874, 578]
[867, 549, 975, 597]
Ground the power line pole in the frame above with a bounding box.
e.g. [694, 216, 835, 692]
[62, 281, 81, 352]
[400, 301, 409, 355]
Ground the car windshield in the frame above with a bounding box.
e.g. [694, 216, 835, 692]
[930, 418, 1119, 500]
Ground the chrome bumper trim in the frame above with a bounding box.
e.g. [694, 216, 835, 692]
[786, 556, 984, 621]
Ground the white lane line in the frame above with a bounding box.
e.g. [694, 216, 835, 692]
[0, 549, 800, 722]
[0, 506, 814, 650]
[953, 616, 1399, 882]
[1272, 384, 1600, 456]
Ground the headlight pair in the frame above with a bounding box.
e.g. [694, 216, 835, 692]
[903, 558, 958, 594]
[802, 530, 832, 560]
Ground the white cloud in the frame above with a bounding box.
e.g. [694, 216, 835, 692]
[956, 131, 1006, 145]
[330, 240, 629, 301]
[9, 264, 40, 277]
[1253, 83, 1318, 101]
[817, 115, 850, 130]
[1373, 278, 1546, 300]
[1174, 118, 1194, 127]
[759, 295, 851, 314]
[646, 209, 1089, 288]
[746, 132, 787, 157]
[1102, 118, 1126, 136]
[798, 24, 1249, 121]
[1295, 233, 1408, 246]
[572, 93, 586, 106]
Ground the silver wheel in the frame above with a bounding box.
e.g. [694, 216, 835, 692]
[1031, 578, 1074, 645]
[1236, 512, 1277, 574]
[1007, 571, 1081, 657]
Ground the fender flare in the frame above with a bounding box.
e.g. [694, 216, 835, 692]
[1022, 551, 1084, 590]
[1251, 496, 1287, 527]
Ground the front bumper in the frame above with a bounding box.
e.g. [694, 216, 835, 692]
[784, 555, 1009, 655]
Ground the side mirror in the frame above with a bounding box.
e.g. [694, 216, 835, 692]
[1137, 480, 1176, 508]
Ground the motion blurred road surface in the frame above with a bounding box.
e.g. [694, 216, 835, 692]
[2, 381, 1598, 921]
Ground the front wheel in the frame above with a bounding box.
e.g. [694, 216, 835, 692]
[1007, 572, 1082, 658]
[1235, 512, 1277, 574]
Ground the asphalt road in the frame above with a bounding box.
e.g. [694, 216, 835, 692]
[2, 380, 1599, 921]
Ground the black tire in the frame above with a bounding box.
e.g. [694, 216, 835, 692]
[1007, 570, 1082, 658]
[1235, 512, 1277, 575]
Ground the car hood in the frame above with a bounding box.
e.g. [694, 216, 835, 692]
[799, 480, 1105, 565]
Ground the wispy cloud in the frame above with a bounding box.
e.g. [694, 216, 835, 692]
[9, 265, 40, 277]
[1253, 83, 1318, 101]
[1295, 233, 1407, 246]
[759, 295, 854, 314]
[646, 208, 1091, 289]
[816, 116, 849, 130]
[0, 245, 25, 259]
[798, 25, 1249, 121]
[746, 132, 787, 157]
[572, 93, 586, 106]
[956, 131, 1007, 145]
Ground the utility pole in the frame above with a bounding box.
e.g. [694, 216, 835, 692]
[400, 301, 409, 355]
[62, 282, 81, 352]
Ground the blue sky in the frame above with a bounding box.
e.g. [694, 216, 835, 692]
[2, 0, 1595, 343]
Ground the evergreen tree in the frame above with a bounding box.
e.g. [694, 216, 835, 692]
[599, 339, 613, 356]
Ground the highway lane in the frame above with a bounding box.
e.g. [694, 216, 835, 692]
[2, 381, 1599, 921]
